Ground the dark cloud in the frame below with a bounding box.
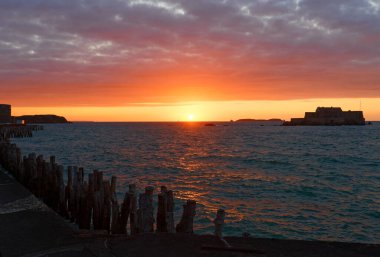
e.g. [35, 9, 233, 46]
[0, 0, 379, 106]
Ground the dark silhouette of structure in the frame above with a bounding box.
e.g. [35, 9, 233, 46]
[285, 107, 365, 126]
[0, 104, 12, 123]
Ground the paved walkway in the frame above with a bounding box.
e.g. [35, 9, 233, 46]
[0, 168, 92, 257]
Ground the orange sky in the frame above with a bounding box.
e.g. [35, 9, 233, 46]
[1, 1, 379, 121]
[11, 99, 380, 121]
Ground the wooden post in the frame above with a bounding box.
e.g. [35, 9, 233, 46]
[102, 180, 111, 232]
[176, 200, 196, 233]
[78, 181, 89, 229]
[86, 173, 95, 229]
[71, 166, 78, 222]
[110, 176, 119, 234]
[93, 171, 104, 230]
[27, 153, 37, 191]
[42, 161, 52, 207]
[94, 170, 103, 192]
[166, 190, 175, 233]
[93, 170, 98, 190]
[35, 155, 44, 197]
[214, 209, 225, 238]
[119, 191, 130, 234]
[156, 186, 168, 232]
[129, 184, 138, 235]
[74, 167, 83, 223]
[51, 161, 59, 211]
[15, 147, 23, 181]
[57, 165, 68, 217]
[66, 166, 75, 221]
[78, 167, 84, 184]
[93, 191, 101, 230]
[50, 155, 56, 165]
[138, 186, 154, 233]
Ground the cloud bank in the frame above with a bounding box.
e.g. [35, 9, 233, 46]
[1, 0, 379, 106]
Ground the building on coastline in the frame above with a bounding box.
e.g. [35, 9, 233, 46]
[0, 104, 12, 123]
[284, 107, 365, 126]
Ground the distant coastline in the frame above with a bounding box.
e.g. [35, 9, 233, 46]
[15, 115, 69, 124]
[234, 118, 284, 126]
[235, 118, 283, 123]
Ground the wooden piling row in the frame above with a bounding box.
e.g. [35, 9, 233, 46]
[0, 124, 43, 141]
[0, 140, 226, 236]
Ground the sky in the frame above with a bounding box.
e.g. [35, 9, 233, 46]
[1, 0, 379, 121]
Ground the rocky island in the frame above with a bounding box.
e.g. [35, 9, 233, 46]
[15, 115, 68, 124]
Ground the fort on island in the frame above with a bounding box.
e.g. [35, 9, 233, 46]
[284, 107, 366, 126]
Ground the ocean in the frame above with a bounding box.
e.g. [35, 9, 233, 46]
[13, 122, 380, 243]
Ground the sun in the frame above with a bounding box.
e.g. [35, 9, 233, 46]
[187, 114, 194, 121]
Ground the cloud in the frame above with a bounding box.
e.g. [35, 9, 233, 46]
[0, 0, 379, 106]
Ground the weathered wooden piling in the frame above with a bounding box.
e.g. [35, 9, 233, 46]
[176, 200, 197, 233]
[110, 176, 120, 234]
[35, 155, 44, 197]
[90, 170, 104, 230]
[27, 153, 37, 190]
[78, 180, 90, 229]
[57, 165, 68, 217]
[66, 166, 73, 220]
[119, 191, 131, 234]
[0, 124, 43, 140]
[78, 167, 84, 184]
[166, 190, 175, 233]
[50, 155, 56, 165]
[214, 209, 225, 238]
[129, 184, 138, 235]
[156, 186, 175, 233]
[85, 173, 95, 229]
[102, 180, 112, 232]
[118, 183, 139, 235]
[138, 186, 155, 233]
[156, 186, 168, 232]
[72, 166, 79, 222]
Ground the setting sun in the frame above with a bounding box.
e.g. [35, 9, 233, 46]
[187, 114, 194, 121]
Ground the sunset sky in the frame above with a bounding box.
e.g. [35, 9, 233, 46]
[1, 0, 379, 121]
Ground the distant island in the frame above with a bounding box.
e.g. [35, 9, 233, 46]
[284, 107, 365, 126]
[235, 119, 283, 123]
[233, 119, 284, 126]
[15, 115, 68, 124]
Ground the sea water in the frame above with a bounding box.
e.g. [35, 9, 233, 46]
[13, 122, 380, 243]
